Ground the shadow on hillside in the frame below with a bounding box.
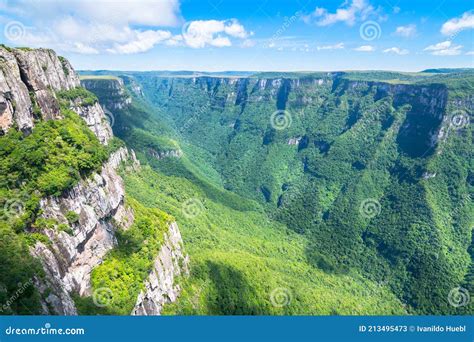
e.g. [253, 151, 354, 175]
[203, 261, 271, 315]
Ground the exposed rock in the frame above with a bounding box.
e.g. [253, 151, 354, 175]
[132, 222, 189, 315]
[13, 48, 79, 120]
[0, 47, 34, 132]
[81, 77, 132, 110]
[70, 101, 113, 144]
[288, 137, 302, 145]
[3, 46, 188, 317]
[0, 46, 112, 145]
[30, 148, 132, 314]
[422, 172, 437, 179]
[148, 148, 183, 160]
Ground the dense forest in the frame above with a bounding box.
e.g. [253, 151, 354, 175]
[80, 69, 473, 315]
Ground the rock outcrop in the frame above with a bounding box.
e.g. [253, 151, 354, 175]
[81, 77, 131, 111]
[148, 148, 183, 160]
[30, 148, 133, 314]
[13, 48, 79, 120]
[0, 48, 34, 132]
[70, 100, 113, 144]
[6, 47, 189, 315]
[0, 46, 112, 144]
[132, 222, 189, 315]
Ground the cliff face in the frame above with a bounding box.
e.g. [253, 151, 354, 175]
[81, 77, 131, 111]
[31, 148, 132, 314]
[0, 47, 112, 144]
[132, 222, 189, 315]
[0, 47, 188, 315]
[140, 75, 453, 158]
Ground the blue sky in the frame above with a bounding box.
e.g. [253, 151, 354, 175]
[0, 0, 473, 71]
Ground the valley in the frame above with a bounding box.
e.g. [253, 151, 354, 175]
[0, 45, 472, 316]
[81, 68, 473, 315]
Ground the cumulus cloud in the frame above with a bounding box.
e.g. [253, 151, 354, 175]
[383, 47, 409, 55]
[317, 42, 344, 50]
[424, 41, 463, 56]
[181, 19, 251, 48]
[394, 24, 417, 37]
[108, 30, 172, 54]
[353, 45, 375, 52]
[441, 11, 474, 36]
[0, 1, 252, 53]
[0, 0, 183, 54]
[303, 0, 382, 26]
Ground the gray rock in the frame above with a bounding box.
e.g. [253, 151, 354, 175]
[0, 47, 34, 132]
[132, 222, 189, 315]
[31, 148, 132, 314]
[0, 46, 112, 144]
[13, 48, 79, 119]
[70, 101, 112, 145]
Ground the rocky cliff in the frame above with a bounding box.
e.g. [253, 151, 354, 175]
[0, 46, 112, 143]
[31, 147, 133, 315]
[132, 222, 189, 315]
[0, 46, 188, 315]
[80, 77, 131, 111]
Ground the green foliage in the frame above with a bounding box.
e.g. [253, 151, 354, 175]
[0, 222, 43, 314]
[0, 109, 108, 314]
[109, 71, 473, 315]
[77, 198, 171, 315]
[65, 211, 79, 224]
[121, 165, 405, 315]
[57, 87, 98, 107]
[58, 56, 70, 76]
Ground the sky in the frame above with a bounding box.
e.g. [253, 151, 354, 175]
[0, 0, 473, 71]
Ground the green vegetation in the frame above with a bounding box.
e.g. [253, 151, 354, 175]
[120, 164, 405, 315]
[76, 197, 171, 315]
[93, 70, 472, 315]
[57, 87, 98, 107]
[0, 89, 109, 314]
[65, 211, 79, 224]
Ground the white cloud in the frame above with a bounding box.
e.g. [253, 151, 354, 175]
[71, 43, 99, 55]
[424, 40, 463, 56]
[424, 41, 451, 51]
[353, 45, 375, 52]
[1, 1, 251, 53]
[181, 19, 251, 48]
[303, 0, 382, 26]
[466, 51, 474, 55]
[317, 42, 344, 50]
[108, 30, 172, 54]
[394, 24, 417, 37]
[224, 19, 251, 38]
[1, 0, 183, 54]
[383, 47, 409, 55]
[0, 1, 246, 53]
[0, 0, 182, 27]
[441, 11, 474, 36]
[165, 35, 184, 47]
